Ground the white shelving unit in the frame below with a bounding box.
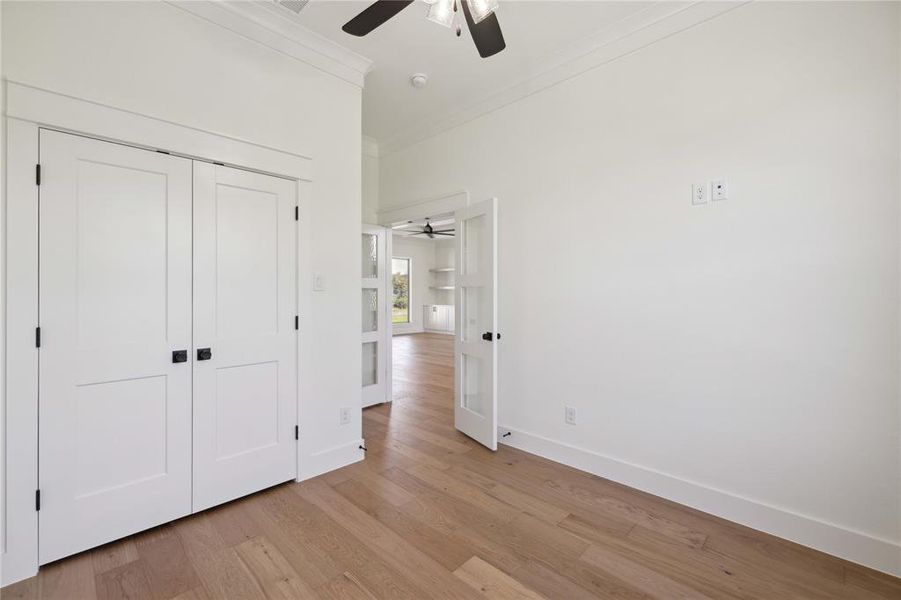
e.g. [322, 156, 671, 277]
[426, 264, 454, 333]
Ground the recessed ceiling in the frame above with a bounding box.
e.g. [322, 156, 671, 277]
[296, 1, 654, 145]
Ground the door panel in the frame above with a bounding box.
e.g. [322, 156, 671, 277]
[192, 162, 297, 512]
[362, 226, 389, 407]
[454, 198, 498, 450]
[39, 130, 193, 563]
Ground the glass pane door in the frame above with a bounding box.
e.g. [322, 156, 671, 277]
[454, 199, 498, 450]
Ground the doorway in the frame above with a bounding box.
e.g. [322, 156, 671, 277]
[369, 197, 499, 451]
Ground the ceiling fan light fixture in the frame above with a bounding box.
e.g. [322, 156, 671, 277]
[426, 0, 454, 28]
[466, 0, 498, 24]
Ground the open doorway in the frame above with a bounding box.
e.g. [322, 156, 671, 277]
[365, 194, 499, 451]
[390, 213, 456, 417]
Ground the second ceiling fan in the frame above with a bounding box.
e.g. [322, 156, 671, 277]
[342, 0, 505, 58]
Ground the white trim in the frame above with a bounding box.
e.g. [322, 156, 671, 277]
[378, 1, 749, 156]
[362, 135, 380, 159]
[5, 81, 312, 181]
[499, 425, 901, 578]
[167, 0, 372, 88]
[2, 82, 314, 587]
[298, 439, 365, 482]
[377, 190, 470, 227]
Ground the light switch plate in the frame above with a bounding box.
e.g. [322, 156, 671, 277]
[692, 182, 708, 205]
[313, 273, 325, 291]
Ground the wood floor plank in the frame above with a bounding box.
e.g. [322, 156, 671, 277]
[452, 556, 545, 600]
[90, 538, 140, 577]
[333, 478, 474, 572]
[294, 479, 483, 599]
[315, 572, 380, 600]
[94, 559, 155, 600]
[136, 528, 202, 600]
[233, 536, 318, 599]
[580, 543, 714, 600]
[173, 515, 266, 600]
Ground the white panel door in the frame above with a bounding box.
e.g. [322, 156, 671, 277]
[38, 130, 193, 563]
[362, 225, 390, 408]
[192, 163, 297, 511]
[454, 199, 498, 450]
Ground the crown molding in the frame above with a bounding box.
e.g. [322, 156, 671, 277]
[378, 1, 749, 156]
[167, 0, 373, 88]
[362, 135, 380, 158]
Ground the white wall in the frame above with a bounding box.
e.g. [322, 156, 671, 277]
[392, 237, 436, 334]
[2, 0, 363, 581]
[362, 141, 379, 224]
[380, 1, 901, 575]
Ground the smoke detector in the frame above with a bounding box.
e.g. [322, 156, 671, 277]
[410, 73, 429, 89]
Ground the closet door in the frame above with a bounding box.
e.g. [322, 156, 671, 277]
[192, 162, 298, 511]
[38, 130, 193, 563]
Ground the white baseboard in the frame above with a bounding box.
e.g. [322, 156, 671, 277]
[498, 425, 901, 578]
[298, 438, 365, 482]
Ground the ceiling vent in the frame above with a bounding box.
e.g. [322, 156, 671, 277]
[274, 0, 310, 15]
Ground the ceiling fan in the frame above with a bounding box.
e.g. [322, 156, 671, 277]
[342, 0, 505, 58]
[409, 219, 455, 238]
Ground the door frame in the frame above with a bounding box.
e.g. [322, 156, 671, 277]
[374, 190, 470, 403]
[2, 81, 312, 586]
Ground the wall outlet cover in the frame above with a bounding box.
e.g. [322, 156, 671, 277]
[339, 407, 351, 425]
[692, 182, 708, 205]
[565, 405, 576, 425]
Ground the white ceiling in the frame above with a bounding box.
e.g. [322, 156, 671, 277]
[295, 1, 654, 145]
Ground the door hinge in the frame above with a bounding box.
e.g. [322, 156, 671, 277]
[35, 164, 41, 186]
[35, 489, 41, 511]
[295, 315, 299, 330]
[294, 425, 299, 440]
[294, 206, 299, 221]
[35, 327, 41, 348]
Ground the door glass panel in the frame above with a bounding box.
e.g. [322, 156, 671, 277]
[362, 288, 378, 333]
[362, 233, 378, 278]
[462, 286, 484, 342]
[362, 341, 378, 387]
[461, 353, 485, 417]
[463, 214, 485, 275]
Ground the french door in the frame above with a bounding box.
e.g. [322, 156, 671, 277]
[361, 225, 391, 407]
[38, 130, 297, 562]
[454, 198, 499, 450]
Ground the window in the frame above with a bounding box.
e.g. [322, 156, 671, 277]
[392, 258, 411, 324]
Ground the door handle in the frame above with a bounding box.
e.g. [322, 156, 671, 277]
[172, 350, 188, 363]
[482, 332, 496, 341]
[197, 348, 212, 361]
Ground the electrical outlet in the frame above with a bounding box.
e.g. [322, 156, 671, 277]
[339, 407, 351, 425]
[711, 179, 728, 201]
[692, 182, 708, 205]
[564, 406, 576, 425]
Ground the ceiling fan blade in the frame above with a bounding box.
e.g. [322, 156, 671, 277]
[431, 229, 455, 233]
[342, 0, 414, 37]
[461, 0, 505, 58]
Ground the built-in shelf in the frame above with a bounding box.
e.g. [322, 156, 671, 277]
[429, 285, 455, 290]
[429, 267, 454, 273]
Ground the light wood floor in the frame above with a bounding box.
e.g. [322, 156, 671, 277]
[4, 332, 900, 599]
